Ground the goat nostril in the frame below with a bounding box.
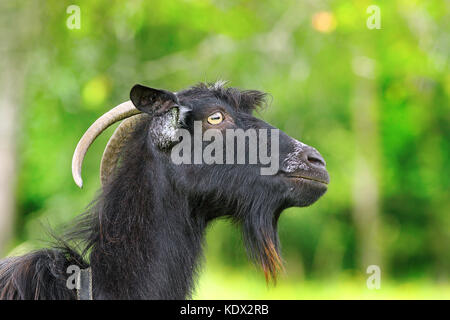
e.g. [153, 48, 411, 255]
[307, 155, 325, 167]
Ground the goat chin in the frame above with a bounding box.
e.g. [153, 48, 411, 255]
[286, 178, 328, 208]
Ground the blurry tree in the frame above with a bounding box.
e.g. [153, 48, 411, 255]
[0, 2, 41, 255]
[351, 59, 382, 271]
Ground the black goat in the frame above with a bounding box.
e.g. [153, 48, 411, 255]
[0, 82, 329, 299]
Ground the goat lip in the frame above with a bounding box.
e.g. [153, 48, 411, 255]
[285, 175, 329, 185]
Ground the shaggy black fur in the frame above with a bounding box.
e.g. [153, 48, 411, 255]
[0, 82, 329, 299]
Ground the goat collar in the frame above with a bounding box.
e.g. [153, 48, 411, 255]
[77, 267, 93, 300]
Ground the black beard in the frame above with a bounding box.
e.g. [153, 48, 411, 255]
[236, 199, 285, 283]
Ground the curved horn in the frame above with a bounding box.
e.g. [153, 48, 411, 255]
[99, 113, 148, 187]
[72, 101, 140, 188]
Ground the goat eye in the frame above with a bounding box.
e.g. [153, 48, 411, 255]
[207, 112, 224, 125]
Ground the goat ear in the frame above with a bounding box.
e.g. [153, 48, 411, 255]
[240, 90, 267, 114]
[130, 84, 178, 115]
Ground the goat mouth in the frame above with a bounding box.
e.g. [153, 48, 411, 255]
[285, 175, 329, 185]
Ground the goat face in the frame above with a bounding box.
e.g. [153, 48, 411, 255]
[129, 83, 329, 217]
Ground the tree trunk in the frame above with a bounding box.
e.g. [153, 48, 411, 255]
[0, 67, 20, 256]
[0, 2, 38, 255]
[351, 57, 382, 272]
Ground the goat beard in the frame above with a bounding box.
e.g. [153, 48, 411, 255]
[240, 206, 284, 284]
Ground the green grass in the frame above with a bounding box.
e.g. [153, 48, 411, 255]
[194, 267, 450, 300]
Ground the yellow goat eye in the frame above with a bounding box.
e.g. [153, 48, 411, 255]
[207, 112, 224, 125]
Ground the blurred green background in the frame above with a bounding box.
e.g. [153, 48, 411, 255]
[0, 0, 448, 299]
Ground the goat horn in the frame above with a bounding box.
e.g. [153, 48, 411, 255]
[99, 113, 148, 187]
[72, 101, 140, 188]
[100, 91, 180, 187]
